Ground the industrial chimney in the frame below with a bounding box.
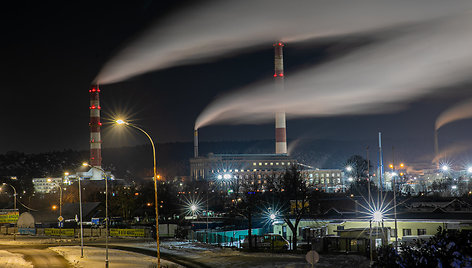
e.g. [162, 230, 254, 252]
[274, 42, 287, 154]
[89, 85, 102, 168]
[194, 129, 199, 158]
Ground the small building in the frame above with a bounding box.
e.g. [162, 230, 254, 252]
[32, 177, 63, 193]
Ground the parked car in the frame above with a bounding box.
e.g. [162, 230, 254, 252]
[241, 234, 289, 250]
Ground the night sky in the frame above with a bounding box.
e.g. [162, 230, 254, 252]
[2, 1, 472, 168]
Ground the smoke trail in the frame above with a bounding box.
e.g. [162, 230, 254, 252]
[431, 141, 472, 164]
[195, 13, 472, 129]
[95, 0, 472, 84]
[435, 98, 472, 130]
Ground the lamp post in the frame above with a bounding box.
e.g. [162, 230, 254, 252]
[116, 119, 161, 268]
[48, 179, 63, 240]
[83, 163, 109, 267]
[2, 183, 17, 210]
[2, 183, 17, 240]
[72, 171, 85, 258]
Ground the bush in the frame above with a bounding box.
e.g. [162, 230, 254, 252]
[374, 228, 472, 268]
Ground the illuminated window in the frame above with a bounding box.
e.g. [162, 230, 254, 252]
[321, 179, 324, 183]
[276, 163, 279, 165]
[259, 162, 262, 166]
[253, 169, 257, 172]
[265, 162, 268, 165]
[327, 179, 330, 183]
[281, 162, 285, 165]
[326, 174, 330, 177]
[270, 162, 273, 165]
[417, 229, 426, 235]
[321, 174, 324, 177]
[253, 163, 256, 166]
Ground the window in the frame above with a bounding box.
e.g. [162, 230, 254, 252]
[390, 229, 397, 237]
[281, 162, 285, 165]
[259, 162, 262, 166]
[253, 163, 256, 166]
[321, 179, 324, 183]
[417, 229, 426, 235]
[276, 162, 279, 165]
[270, 162, 274, 165]
[403, 229, 411, 236]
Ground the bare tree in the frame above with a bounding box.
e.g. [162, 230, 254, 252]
[268, 165, 310, 251]
[230, 174, 262, 249]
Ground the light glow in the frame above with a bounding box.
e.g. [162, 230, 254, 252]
[372, 211, 383, 222]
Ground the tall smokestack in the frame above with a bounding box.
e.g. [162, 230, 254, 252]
[378, 132, 384, 191]
[194, 129, 199, 158]
[274, 42, 287, 155]
[434, 129, 439, 168]
[89, 85, 102, 168]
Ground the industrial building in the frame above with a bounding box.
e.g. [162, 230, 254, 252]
[190, 42, 344, 192]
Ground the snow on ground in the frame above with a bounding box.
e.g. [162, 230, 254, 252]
[0, 250, 33, 268]
[119, 239, 370, 267]
[50, 246, 183, 268]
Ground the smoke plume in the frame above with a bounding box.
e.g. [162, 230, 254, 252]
[196, 13, 472, 129]
[435, 98, 472, 131]
[95, 0, 472, 84]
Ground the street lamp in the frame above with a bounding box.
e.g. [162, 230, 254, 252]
[2, 183, 17, 210]
[48, 178, 63, 240]
[83, 162, 109, 267]
[115, 119, 161, 268]
[2, 183, 17, 240]
[69, 170, 84, 258]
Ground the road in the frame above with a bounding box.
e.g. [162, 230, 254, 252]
[1, 245, 71, 268]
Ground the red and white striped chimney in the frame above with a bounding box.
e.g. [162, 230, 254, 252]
[274, 42, 287, 154]
[89, 85, 102, 168]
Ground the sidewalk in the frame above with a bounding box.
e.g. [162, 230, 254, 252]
[50, 246, 182, 268]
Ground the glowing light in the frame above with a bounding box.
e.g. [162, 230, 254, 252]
[346, 166, 353, 172]
[217, 175, 223, 180]
[372, 211, 383, 222]
[270, 213, 276, 220]
[223, 173, 232, 179]
[52, 205, 57, 210]
[273, 74, 277, 77]
[451, 185, 457, 190]
[191, 205, 197, 212]
[467, 167, 472, 173]
[441, 165, 449, 171]
[116, 119, 126, 125]
[348, 177, 353, 182]
[400, 163, 405, 168]
[82, 162, 89, 167]
[279, 73, 284, 77]
[389, 164, 393, 169]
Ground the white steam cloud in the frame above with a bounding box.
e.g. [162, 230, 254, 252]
[94, 0, 472, 132]
[95, 0, 472, 84]
[196, 13, 472, 129]
[435, 98, 472, 131]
